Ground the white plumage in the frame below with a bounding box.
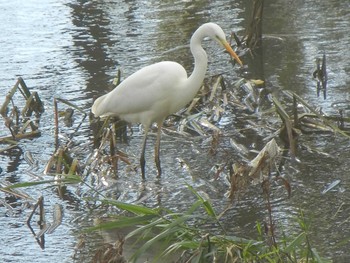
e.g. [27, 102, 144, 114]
[92, 22, 243, 179]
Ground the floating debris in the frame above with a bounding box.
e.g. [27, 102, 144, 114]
[313, 52, 327, 99]
[26, 196, 45, 249]
[321, 179, 341, 194]
[53, 97, 87, 148]
[92, 238, 126, 263]
[249, 138, 281, 183]
[229, 138, 250, 158]
[46, 204, 63, 234]
[26, 196, 64, 249]
[227, 139, 284, 201]
[0, 77, 44, 142]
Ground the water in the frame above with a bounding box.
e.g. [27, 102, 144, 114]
[0, 0, 350, 262]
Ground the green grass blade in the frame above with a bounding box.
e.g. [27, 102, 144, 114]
[3, 174, 82, 189]
[86, 215, 157, 232]
[102, 199, 160, 215]
[130, 225, 181, 262]
[126, 217, 167, 239]
[284, 232, 305, 253]
[4, 180, 58, 189]
[186, 184, 217, 217]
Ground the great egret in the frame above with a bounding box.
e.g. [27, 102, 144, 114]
[92, 22, 243, 179]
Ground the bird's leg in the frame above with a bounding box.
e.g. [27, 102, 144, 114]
[155, 121, 163, 177]
[140, 128, 149, 180]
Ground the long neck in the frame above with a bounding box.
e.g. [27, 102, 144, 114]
[184, 29, 208, 100]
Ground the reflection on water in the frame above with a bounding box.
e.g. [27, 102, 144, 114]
[0, 0, 349, 261]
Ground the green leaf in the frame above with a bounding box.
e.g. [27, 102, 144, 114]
[102, 199, 160, 215]
[186, 184, 217, 217]
[311, 248, 332, 263]
[86, 215, 157, 232]
[285, 232, 305, 253]
[3, 174, 82, 190]
[4, 180, 57, 189]
[130, 224, 182, 262]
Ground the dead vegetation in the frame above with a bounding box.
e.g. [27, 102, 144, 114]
[0, 10, 349, 260]
[0, 50, 348, 260]
[0, 77, 43, 145]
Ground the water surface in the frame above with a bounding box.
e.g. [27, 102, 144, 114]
[0, 0, 349, 262]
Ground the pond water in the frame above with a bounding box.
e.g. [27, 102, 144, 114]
[0, 0, 350, 262]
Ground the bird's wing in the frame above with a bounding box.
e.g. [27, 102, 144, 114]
[95, 61, 187, 117]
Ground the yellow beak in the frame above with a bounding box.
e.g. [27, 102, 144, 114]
[223, 41, 243, 66]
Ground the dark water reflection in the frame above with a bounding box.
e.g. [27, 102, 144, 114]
[0, 0, 349, 262]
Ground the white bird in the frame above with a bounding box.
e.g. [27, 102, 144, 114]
[92, 22, 243, 179]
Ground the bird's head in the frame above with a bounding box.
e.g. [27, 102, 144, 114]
[200, 22, 243, 66]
